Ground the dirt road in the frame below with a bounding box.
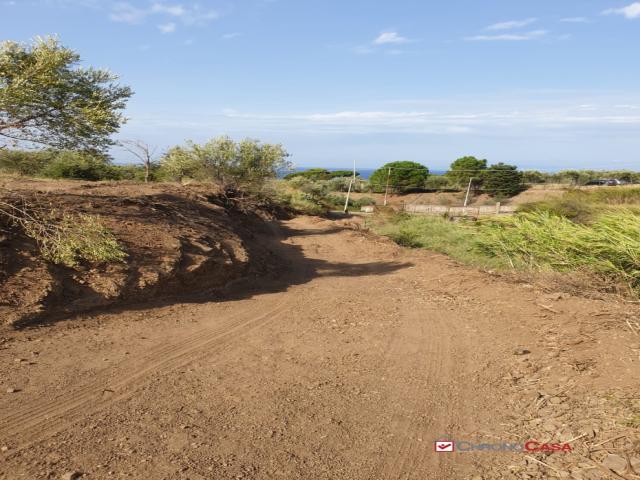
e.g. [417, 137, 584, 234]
[1, 216, 638, 479]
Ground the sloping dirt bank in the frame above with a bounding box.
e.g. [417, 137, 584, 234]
[0, 178, 284, 327]
[0, 213, 638, 479]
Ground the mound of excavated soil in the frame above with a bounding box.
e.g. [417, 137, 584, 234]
[0, 178, 285, 327]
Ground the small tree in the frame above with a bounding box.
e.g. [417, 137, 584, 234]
[482, 163, 524, 198]
[120, 140, 157, 183]
[159, 136, 290, 191]
[368, 161, 429, 193]
[0, 36, 132, 152]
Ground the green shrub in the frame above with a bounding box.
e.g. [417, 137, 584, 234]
[158, 136, 290, 190]
[32, 212, 127, 266]
[353, 196, 376, 207]
[424, 175, 455, 190]
[284, 169, 358, 181]
[0, 149, 56, 175]
[41, 152, 121, 181]
[1, 201, 126, 267]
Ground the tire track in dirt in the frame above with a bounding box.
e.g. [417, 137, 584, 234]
[369, 307, 455, 480]
[0, 295, 292, 450]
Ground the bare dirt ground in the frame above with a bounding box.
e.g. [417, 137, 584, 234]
[1, 189, 639, 479]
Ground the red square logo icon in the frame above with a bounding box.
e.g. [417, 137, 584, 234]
[434, 440, 454, 452]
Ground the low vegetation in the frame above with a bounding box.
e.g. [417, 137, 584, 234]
[478, 210, 640, 289]
[0, 199, 126, 267]
[157, 136, 290, 191]
[368, 212, 506, 269]
[371, 188, 640, 296]
[283, 168, 356, 181]
[518, 188, 640, 223]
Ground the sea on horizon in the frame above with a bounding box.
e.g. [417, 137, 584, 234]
[283, 167, 446, 180]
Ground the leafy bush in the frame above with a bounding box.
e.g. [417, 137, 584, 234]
[41, 151, 121, 181]
[368, 161, 429, 193]
[519, 170, 640, 185]
[284, 169, 357, 181]
[268, 179, 327, 215]
[0, 149, 56, 175]
[0, 149, 147, 181]
[424, 175, 455, 190]
[158, 136, 290, 190]
[33, 212, 127, 266]
[323, 194, 376, 209]
[353, 196, 376, 207]
[0, 200, 126, 267]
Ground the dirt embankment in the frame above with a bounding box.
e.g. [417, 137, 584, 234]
[0, 178, 284, 327]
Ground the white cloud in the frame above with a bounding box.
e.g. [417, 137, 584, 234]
[109, 2, 218, 28]
[466, 30, 548, 41]
[212, 105, 640, 136]
[560, 17, 591, 23]
[486, 18, 537, 30]
[603, 2, 640, 19]
[151, 3, 186, 17]
[110, 2, 147, 24]
[158, 22, 176, 33]
[373, 31, 410, 45]
[222, 32, 241, 40]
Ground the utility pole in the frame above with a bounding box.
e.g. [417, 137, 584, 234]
[383, 167, 392, 207]
[343, 159, 356, 213]
[463, 177, 473, 207]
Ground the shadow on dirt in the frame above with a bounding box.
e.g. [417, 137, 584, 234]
[12, 217, 412, 329]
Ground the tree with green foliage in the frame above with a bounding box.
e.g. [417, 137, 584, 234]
[284, 169, 358, 181]
[368, 161, 429, 193]
[159, 136, 290, 190]
[446, 156, 487, 188]
[0, 36, 132, 152]
[482, 163, 524, 198]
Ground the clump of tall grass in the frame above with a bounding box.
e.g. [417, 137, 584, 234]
[477, 210, 640, 289]
[518, 188, 640, 224]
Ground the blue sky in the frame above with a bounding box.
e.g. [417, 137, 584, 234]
[2, 0, 640, 170]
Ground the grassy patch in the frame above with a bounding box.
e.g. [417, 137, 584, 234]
[477, 210, 640, 289]
[367, 213, 507, 269]
[518, 188, 640, 223]
[370, 206, 640, 294]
